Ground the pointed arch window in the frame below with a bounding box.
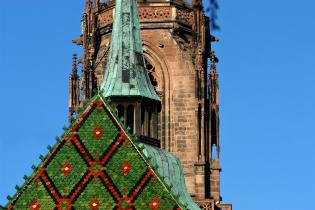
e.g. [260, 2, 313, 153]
[144, 58, 158, 90]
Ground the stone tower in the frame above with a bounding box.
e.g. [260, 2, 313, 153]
[68, 0, 231, 208]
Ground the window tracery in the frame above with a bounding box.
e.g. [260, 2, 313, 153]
[144, 58, 158, 91]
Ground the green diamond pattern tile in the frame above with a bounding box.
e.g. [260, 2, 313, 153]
[13, 179, 56, 210]
[45, 142, 88, 197]
[78, 106, 119, 159]
[105, 141, 147, 195]
[73, 177, 116, 210]
[133, 177, 177, 209]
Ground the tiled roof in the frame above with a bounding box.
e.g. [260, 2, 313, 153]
[4, 95, 199, 210]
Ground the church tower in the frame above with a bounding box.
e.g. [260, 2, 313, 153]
[3, 0, 202, 208]
[68, 0, 232, 208]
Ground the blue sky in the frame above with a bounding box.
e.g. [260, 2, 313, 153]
[1, 0, 315, 209]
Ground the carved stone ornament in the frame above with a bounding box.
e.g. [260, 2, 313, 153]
[194, 47, 204, 71]
[195, 200, 214, 210]
[172, 29, 192, 51]
[98, 7, 172, 26]
[99, 10, 114, 26]
[176, 8, 193, 25]
[138, 7, 171, 20]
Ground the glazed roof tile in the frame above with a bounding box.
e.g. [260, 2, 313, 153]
[4, 95, 199, 210]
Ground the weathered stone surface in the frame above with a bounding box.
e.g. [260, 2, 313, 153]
[67, 0, 232, 208]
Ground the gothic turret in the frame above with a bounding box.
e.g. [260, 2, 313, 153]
[100, 0, 161, 146]
[209, 51, 221, 202]
[68, 54, 80, 122]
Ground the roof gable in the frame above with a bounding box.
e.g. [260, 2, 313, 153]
[4, 95, 198, 210]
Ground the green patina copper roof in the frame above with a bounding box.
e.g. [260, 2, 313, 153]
[139, 143, 201, 210]
[100, 0, 160, 101]
[4, 95, 199, 210]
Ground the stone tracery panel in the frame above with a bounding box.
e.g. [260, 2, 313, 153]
[98, 7, 194, 26]
[195, 200, 214, 210]
[176, 8, 193, 25]
[138, 7, 171, 20]
[98, 10, 113, 26]
[144, 58, 159, 93]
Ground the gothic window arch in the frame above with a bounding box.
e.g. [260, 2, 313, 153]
[144, 58, 159, 93]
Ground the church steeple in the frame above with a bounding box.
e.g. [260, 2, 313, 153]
[100, 0, 161, 146]
[100, 0, 160, 102]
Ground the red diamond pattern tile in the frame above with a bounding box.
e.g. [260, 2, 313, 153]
[89, 198, 100, 210]
[29, 199, 41, 210]
[60, 162, 72, 176]
[93, 125, 104, 140]
[149, 197, 160, 210]
[121, 161, 131, 176]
